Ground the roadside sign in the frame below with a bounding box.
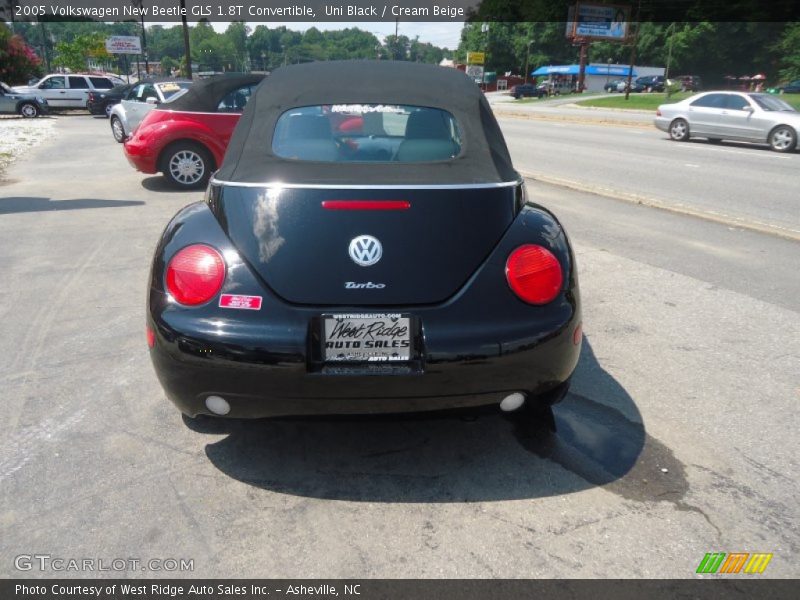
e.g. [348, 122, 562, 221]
[105, 36, 142, 55]
[466, 65, 485, 81]
[466, 52, 485, 65]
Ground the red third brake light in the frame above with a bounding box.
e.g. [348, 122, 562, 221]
[505, 244, 563, 305]
[322, 200, 410, 211]
[165, 244, 226, 306]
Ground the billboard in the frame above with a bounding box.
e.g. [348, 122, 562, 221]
[571, 3, 630, 40]
[105, 36, 142, 55]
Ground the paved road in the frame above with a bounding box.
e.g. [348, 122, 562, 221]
[498, 115, 800, 239]
[0, 116, 798, 578]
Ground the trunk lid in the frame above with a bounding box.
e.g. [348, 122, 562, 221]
[211, 184, 518, 306]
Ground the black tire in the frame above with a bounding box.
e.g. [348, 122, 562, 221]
[669, 118, 690, 142]
[104, 103, 114, 118]
[768, 125, 797, 153]
[19, 102, 39, 118]
[161, 142, 213, 189]
[110, 116, 126, 143]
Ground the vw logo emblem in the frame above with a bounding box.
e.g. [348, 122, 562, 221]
[349, 235, 382, 267]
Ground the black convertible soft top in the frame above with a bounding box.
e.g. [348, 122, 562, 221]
[165, 74, 265, 114]
[216, 61, 518, 185]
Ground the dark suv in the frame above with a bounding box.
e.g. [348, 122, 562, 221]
[510, 83, 546, 99]
[636, 75, 665, 92]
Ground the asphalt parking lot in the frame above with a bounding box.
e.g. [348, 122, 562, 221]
[0, 114, 798, 578]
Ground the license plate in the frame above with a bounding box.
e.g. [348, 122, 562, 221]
[323, 313, 412, 362]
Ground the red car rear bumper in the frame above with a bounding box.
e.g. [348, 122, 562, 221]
[123, 137, 159, 174]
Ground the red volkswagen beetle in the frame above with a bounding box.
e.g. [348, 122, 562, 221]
[123, 74, 265, 188]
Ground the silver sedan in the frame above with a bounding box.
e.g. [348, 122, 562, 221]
[654, 91, 800, 152]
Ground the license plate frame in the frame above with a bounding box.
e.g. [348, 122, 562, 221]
[322, 313, 413, 363]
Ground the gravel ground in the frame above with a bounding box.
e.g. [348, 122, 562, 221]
[0, 116, 57, 180]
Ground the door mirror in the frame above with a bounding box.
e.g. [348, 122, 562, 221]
[146, 96, 158, 105]
[743, 105, 754, 112]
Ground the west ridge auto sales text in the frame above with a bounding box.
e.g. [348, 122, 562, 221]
[16, 583, 354, 596]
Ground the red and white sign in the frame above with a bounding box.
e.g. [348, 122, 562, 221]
[219, 294, 263, 310]
[105, 36, 142, 55]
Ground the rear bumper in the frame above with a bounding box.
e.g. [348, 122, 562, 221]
[149, 314, 581, 418]
[654, 116, 670, 132]
[87, 102, 108, 115]
[123, 137, 159, 174]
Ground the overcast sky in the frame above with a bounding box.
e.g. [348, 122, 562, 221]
[152, 21, 464, 50]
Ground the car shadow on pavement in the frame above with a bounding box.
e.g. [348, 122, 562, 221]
[199, 339, 688, 503]
[0, 196, 144, 215]
[141, 176, 199, 193]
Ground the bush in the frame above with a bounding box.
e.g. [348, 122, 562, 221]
[0, 24, 43, 84]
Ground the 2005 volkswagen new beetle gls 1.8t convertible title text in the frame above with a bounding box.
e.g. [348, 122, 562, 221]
[146, 61, 582, 426]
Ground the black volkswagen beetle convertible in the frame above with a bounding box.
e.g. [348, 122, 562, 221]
[147, 61, 581, 424]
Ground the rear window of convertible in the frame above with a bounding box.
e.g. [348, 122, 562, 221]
[272, 104, 462, 163]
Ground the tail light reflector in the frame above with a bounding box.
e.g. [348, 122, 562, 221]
[165, 244, 226, 306]
[505, 244, 563, 305]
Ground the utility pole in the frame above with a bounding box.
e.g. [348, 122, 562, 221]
[39, 19, 51, 73]
[180, 0, 192, 78]
[129, 1, 149, 74]
[140, 12, 149, 74]
[664, 22, 676, 97]
[625, 0, 642, 100]
[523, 40, 533, 85]
[577, 40, 588, 93]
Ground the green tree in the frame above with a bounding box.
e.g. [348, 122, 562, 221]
[148, 25, 186, 61]
[52, 32, 110, 72]
[160, 55, 178, 76]
[224, 21, 250, 71]
[384, 34, 410, 60]
[774, 23, 800, 82]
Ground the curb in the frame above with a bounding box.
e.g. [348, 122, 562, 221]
[520, 171, 800, 243]
[493, 110, 652, 129]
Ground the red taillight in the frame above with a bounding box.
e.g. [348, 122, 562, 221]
[165, 244, 226, 306]
[656, 109, 662, 116]
[146, 325, 156, 348]
[505, 244, 563, 305]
